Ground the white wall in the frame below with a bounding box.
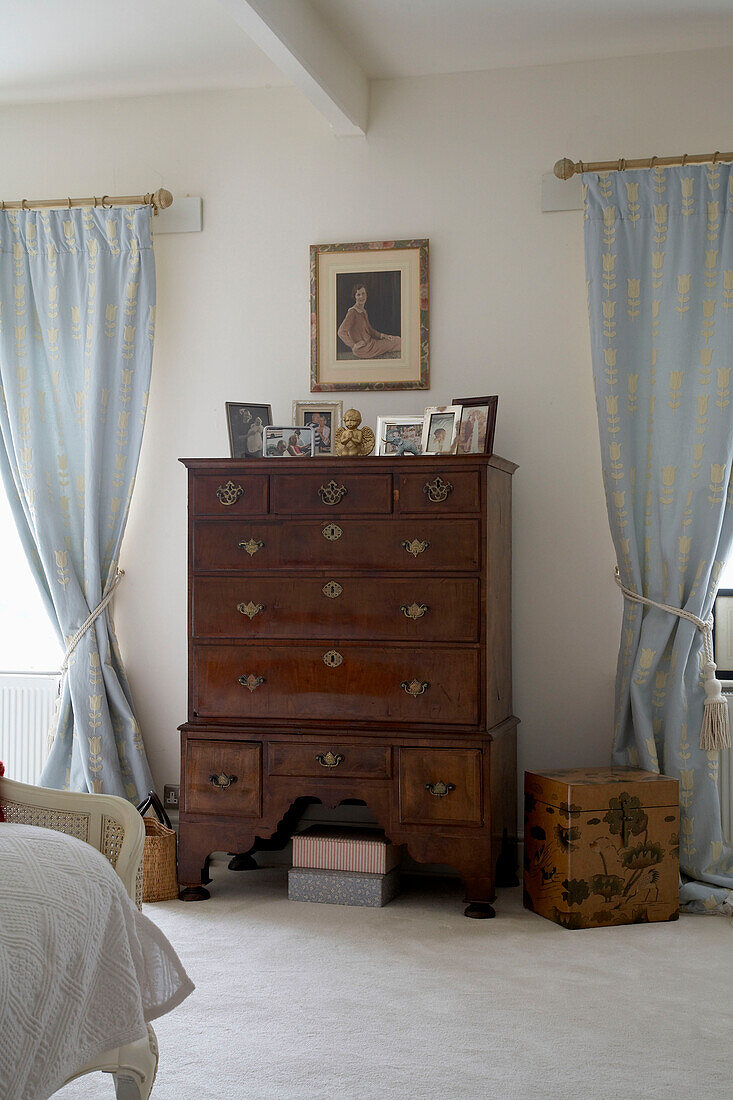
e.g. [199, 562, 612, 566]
[1, 44, 731, 801]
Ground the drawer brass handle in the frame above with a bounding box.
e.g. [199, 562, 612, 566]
[322, 523, 343, 541]
[216, 481, 244, 507]
[423, 476, 453, 503]
[402, 538, 429, 557]
[315, 751, 344, 769]
[238, 674, 265, 692]
[237, 601, 264, 619]
[400, 602, 428, 620]
[425, 780, 455, 798]
[322, 580, 343, 599]
[210, 772, 238, 789]
[318, 480, 348, 506]
[401, 679, 430, 697]
[323, 649, 344, 668]
[238, 537, 264, 556]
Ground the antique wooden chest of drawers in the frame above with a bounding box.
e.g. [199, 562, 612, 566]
[523, 767, 680, 929]
[178, 455, 519, 915]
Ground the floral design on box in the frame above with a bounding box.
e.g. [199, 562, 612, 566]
[523, 771, 679, 930]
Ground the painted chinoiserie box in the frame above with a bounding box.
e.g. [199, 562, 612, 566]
[523, 767, 680, 929]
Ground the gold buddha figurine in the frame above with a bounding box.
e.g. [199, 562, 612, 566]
[334, 408, 375, 457]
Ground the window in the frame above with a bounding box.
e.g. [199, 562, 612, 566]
[0, 482, 62, 672]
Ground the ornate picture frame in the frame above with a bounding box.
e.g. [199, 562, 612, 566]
[292, 399, 343, 456]
[310, 239, 429, 392]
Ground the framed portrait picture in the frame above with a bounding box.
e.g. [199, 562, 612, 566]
[292, 400, 343, 456]
[226, 402, 272, 458]
[310, 238, 429, 392]
[375, 414, 425, 456]
[263, 425, 315, 457]
[453, 395, 499, 456]
[421, 406, 461, 455]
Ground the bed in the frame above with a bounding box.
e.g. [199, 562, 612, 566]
[0, 774, 194, 1100]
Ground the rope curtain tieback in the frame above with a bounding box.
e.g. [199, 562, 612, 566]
[60, 568, 125, 675]
[614, 567, 731, 752]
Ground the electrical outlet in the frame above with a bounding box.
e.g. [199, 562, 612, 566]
[163, 784, 180, 809]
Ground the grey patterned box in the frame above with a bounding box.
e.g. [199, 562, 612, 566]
[288, 866, 400, 907]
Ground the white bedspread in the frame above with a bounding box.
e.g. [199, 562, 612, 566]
[0, 824, 194, 1100]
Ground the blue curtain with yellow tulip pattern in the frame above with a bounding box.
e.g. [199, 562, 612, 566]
[0, 206, 155, 800]
[584, 166, 733, 912]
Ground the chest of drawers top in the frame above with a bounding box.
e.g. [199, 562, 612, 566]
[181, 454, 516, 518]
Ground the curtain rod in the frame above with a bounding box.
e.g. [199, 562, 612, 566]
[0, 188, 173, 213]
[554, 152, 733, 180]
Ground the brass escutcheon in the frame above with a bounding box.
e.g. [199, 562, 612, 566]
[423, 476, 453, 503]
[400, 602, 428, 620]
[318, 480, 348, 506]
[209, 772, 238, 789]
[425, 780, 456, 798]
[322, 523, 343, 541]
[322, 649, 344, 668]
[402, 538, 429, 557]
[316, 751, 344, 768]
[238, 674, 265, 692]
[216, 481, 244, 506]
[237, 601, 264, 619]
[322, 581, 343, 599]
[401, 679, 430, 697]
[238, 537, 264, 556]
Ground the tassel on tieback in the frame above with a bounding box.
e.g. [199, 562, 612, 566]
[699, 613, 730, 751]
[614, 568, 730, 751]
[701, 660, 731, 752]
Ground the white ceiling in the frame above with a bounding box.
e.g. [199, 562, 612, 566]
[1, 0, 733, 105]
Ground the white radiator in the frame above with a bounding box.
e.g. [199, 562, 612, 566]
[721, 695, 733, 846]
[0, 673, 59, 784]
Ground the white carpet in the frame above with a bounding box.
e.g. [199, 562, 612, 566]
[57, 858, 733, 1100]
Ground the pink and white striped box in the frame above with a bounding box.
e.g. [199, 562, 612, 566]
[292, 827, 402, 874]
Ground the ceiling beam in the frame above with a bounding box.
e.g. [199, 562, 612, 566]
[219, 0, 369, 137]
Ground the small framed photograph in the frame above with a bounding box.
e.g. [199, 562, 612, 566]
[264, 425, 315, 457]
[375, 414, 425, 456]
[453, 395, 498, 455]
[421, 406, 461, 455]
[226, 402, 272, 458]
[713, 589, 733, 679]
[310, 238, 429, 392]
[292, 400, 343, 456]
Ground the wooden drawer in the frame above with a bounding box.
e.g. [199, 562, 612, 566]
[192, 474, 268, 516]
[193, 518, 480, 572]
[399, 747, 483, 826]
[397, 470, 481, 513]
[185, 740, 261, 816]
[268, 741, 392, 779]
[192, 576, 480, 642]
[193, 644, 480, 726]
[271, 472, 392, 514]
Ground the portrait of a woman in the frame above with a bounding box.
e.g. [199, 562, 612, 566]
[337, 283, 401, 360]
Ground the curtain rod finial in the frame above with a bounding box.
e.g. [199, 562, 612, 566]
[152, 189, 173, 212]
[554, 158, 577, 180]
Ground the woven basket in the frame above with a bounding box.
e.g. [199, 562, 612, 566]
[141, 816, 178, 902]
